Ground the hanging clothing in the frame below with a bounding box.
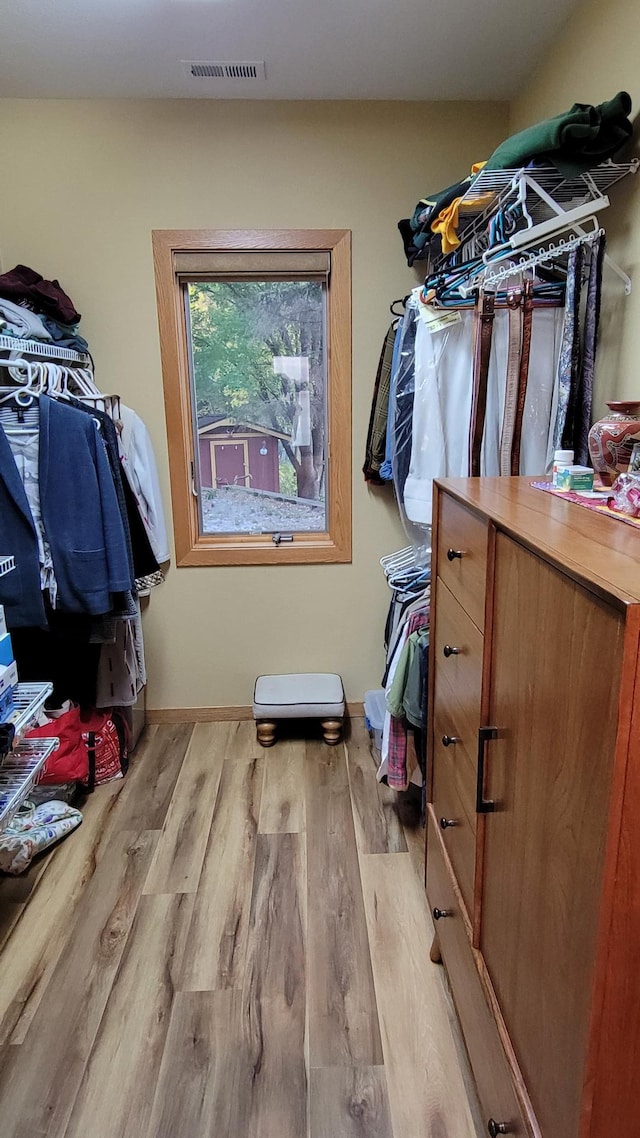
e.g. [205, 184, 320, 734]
[118, 405, 170, 565]
[96, 609, 146, 708]
[575, 234, 606, 465]
[390, 298, 419, 507]
[379, 315, 405, 482]
[402, 307, 476, 525]
[0, 396, 134, 628]
[5, 430, 57, 607]
[363, 323, 397, 484]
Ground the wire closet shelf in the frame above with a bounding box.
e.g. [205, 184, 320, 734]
[428, 158, 640, 276]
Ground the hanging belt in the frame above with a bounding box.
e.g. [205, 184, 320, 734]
[574, 235, 605, 464]
[499, 291, 523, 477]
[510, 279, 534, 476]
[469, 292, 496, 477]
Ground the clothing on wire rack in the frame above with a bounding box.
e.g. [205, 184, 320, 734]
[118, 404, 170, 565]
[0, 395, 134, 629]
[379, 313, 405, 482]
[0, 323, 168, 709]
[388, 286, 566, 526]
[363, 322, 397, 484]
[378, 601, 429, 793]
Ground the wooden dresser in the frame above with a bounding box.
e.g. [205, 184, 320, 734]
[426, 476, 640, 1138]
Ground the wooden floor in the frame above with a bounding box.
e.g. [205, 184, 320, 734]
[0, 718, 481, 1137]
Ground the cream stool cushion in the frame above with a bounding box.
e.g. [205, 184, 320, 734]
[253, 673, 345, 719]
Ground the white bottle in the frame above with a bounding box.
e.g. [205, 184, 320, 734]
[553, 449, 574, 487]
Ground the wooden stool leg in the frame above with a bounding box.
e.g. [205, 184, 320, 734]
[256, 720, 277, 748]
[321, 718, 343, 745]
[430, 933, 443, 964]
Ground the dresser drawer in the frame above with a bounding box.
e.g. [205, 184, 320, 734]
[426, 810, 531, 1137]
[437, 493, 488, 631]
[433, 577, 484, 742]
[431, 722, 477, 917]
[432, 683, 478, 817]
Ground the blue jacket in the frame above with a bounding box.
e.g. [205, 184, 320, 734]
[0, 396, 134, 628]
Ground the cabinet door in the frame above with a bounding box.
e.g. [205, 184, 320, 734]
[481, 534, 624, 1138]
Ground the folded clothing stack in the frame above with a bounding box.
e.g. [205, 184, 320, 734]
[0, 264, 89, 354]
[398, 91, 633, 266]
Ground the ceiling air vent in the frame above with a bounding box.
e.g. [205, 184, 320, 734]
[182, 61, 266, 81]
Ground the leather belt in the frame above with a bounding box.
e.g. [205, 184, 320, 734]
[510, 279, 534, 476]
[469, 292, 496, 477]
[500, 292, 523, 477]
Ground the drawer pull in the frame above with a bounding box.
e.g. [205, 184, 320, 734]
[432, 907, 451, 921]
[443, 644, 460, 657]
[441, 734, 460, 748]
[476, 726, 498, 813]
[440, 817, 458, 829]
[447, 548, 464, 561]
[487, 1121, 510, 1136]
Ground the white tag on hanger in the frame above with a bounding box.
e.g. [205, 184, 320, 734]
[418, 305, 462, 333]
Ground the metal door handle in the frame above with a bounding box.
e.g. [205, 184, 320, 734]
[443, 644, 460, 657]
[432, 907, 451, 921]
[441, 734, 459, 748]
[447, 548, 464, 561]
[477, 726, 498, 813]
[440, 817, 458, 829]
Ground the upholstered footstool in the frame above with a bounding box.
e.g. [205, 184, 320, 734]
[253, 673, 345, 747]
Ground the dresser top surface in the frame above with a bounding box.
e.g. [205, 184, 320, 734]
[436, 477, 640, 607]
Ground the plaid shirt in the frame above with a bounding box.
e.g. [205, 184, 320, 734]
[386, 606, 429, 790]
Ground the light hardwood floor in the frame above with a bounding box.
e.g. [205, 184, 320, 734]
[0, 717, 480, 1137]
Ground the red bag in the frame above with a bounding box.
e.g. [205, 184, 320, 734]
[25, 704, 89, 784]
[80, 710, 128, 790]
[25, 706, 129, 790]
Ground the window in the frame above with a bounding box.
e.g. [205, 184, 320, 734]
[153, 230, 351, 566]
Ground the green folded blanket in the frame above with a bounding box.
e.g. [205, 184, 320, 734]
[485, 91, 633, 177]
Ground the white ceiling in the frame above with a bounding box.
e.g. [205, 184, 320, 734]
[0, 0, 578, 102]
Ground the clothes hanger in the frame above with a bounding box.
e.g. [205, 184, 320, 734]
[389, 295, 409, 318]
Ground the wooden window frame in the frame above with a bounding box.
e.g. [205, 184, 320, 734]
[152, 229, 352, 567]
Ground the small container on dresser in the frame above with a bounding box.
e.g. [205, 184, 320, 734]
[426, 475, 640, 1138]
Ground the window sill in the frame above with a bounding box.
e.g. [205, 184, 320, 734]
[177, 532, 350, 567]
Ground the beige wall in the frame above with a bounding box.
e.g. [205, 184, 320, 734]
[511, 0, 640, 413]
[0, 98, 508, 709]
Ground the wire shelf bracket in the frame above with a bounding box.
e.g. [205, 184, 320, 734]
[7, 682, 54, 740]
[0, 738, 58, 831]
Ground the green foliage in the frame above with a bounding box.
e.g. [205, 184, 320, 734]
[188, 280, 323, 436]
[278, 460, 298, 497]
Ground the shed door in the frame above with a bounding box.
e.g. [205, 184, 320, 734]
[213, 442, 248, 487]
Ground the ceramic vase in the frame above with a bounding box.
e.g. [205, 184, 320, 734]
[588, 401, 640, 487]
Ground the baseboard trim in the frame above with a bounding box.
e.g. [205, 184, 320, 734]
[147, 701, 365, 724]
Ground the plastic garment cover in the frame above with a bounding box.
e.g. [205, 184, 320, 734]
[403, 308, 476, 526]
[388, 296, 432, 546]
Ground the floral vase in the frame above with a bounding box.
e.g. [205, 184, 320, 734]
[588, 401, 640, 488]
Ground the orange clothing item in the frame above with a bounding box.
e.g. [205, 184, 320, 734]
[431, 161, 491, 254]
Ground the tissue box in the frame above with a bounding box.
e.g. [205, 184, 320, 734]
[0, 660, 18, 720]
[0, 633, 13, 669]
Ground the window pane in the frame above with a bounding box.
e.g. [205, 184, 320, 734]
[187, 279, 328, 536]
